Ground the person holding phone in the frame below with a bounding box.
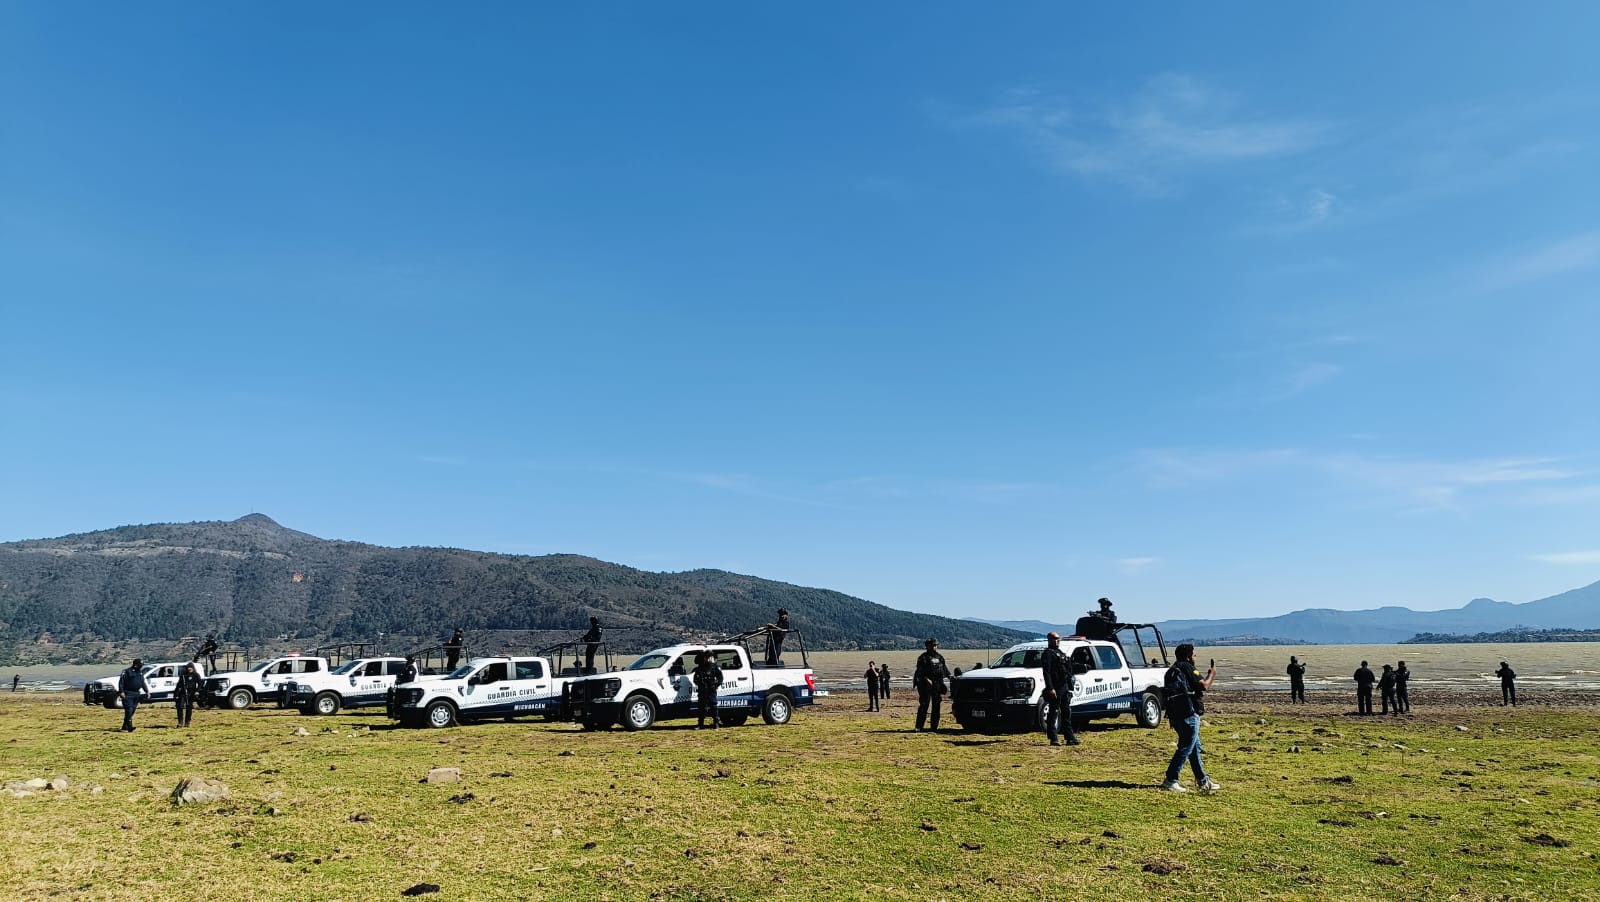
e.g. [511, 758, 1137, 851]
[1160, 644, 1218, 793]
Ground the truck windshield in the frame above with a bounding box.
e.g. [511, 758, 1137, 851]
[331, 661, 361, 675]
[245, 661, 275, 673]
[626, 653, 671, 672]
[995, 649, 1044, 668]
[447, 664, 475, 680]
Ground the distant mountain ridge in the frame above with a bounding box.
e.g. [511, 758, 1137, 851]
[0, 514, 1031, 650]
[968, 581, 1600, 645]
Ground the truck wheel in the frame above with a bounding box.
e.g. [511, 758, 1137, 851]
[1135, 691, 1163, 728]
[622, 694, 656, 731]
[761, 691, 793, 725]
[719, 712, 749, 727]
[227, 688, 254, 710]
[425, 700, 456, 729]
[104, 696, 122, 710]
[313, 692, 340, 716]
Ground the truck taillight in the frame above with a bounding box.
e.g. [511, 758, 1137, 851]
[804, 673, 816, 691]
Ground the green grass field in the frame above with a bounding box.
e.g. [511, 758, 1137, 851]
[3, 690, 1597, 901]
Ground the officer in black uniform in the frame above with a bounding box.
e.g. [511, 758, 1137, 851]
[445, 628, 465, 671]
[196, 634, 219, 671]
[914, 638, 951, 732]
[1395, 660, 1411, 713]
[118, 659, 148, 732]
[581, 617, 603, 674]
[1379, 664, 1399, 715]
[400, 656, 420, 684]
[1287, 656, 1306, 703]
[764, 609, 791, 665]
[1353, 660, 1376, 715]
[1041, 632, 1081, 746]
[692, 651, 724, 729]
[1496, 661, 1517, 706]
[174, 663, 204, 727]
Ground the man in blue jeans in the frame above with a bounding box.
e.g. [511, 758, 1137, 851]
[1161, 644, 1219, 793]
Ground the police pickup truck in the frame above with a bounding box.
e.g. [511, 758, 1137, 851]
[390, 655, 564, 729]
[204, 654, 332, 710]
[281, 656, 409, 716]
[951, 628, 1170, 733]
[565, 642, 821, 731]
[82, 661, 205, 708]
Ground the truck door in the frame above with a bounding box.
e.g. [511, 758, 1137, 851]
[668, 654, 696, 707]
[713, 649, 751, 706]
[510, 659, 552, 712]
[148, 665, 178, 699]
[1094, 646, 1132, 700]
[351, 660, 388, 701]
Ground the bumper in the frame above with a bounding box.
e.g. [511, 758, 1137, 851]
[953, 699, 1039, 731]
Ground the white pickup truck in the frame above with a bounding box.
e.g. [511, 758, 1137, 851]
[951, 630, 1170, 733]
[82, 661, 206, 708]
[281, 656, 409, 716]
[389, 655, 565, 729]
[203, 654, 332, 710]
[565, 642, 821, 731]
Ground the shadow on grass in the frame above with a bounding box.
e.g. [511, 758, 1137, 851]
[1045, 779, 1148, 790]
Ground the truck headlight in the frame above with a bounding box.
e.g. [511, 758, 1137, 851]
[1006, 678, 1035, 697]
[594, 678, 622, 700]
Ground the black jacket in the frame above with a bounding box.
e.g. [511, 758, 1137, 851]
[118, 668, 148, 695]
[1042, 647, 1079, 694]
[692, 662, 724, 693]
[174, 670, 204, 702]
[914, 651, 950, 692]
[1354, 666, 1376, 687]
[1287, 662, 1306, 682]
[1163, 660, 1205, 718]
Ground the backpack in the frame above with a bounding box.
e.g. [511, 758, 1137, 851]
[1163, 663, 1203, 718]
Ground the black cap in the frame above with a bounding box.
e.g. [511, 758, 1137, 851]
[925, 637, 938, 647]
[1098, 597, 1112, 607]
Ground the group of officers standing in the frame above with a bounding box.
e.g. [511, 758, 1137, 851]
[1287, 656, 1521, 711]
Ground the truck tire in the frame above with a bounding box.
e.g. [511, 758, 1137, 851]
[104, 696, 122, 710]
[580, 718, 613, 731]
[622, 694, 656, 731]
[425, 700, 456, 729]
[312, 692, 341, 716]
[761, 691, 793, 725]
[227, 687, 255, 710]
[1035, 698, 1051, 732]
[719, 712, 749, 728]
[1135, 691, 1163, 728]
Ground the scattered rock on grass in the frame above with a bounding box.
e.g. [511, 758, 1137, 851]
[171, 777, 231, 805]
[425, 768, 461, 784]
[401, 883, 441, 896]
[1142, 858, 1185, 875]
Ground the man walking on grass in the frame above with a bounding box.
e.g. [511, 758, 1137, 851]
[117, 659, 148, 732]
[1353, 661, 1376, 716]
[1160, 644, 1219, 794]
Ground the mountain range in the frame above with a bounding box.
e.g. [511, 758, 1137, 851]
[973, 580, 1600, 645]
[0, 514, 1030, 651]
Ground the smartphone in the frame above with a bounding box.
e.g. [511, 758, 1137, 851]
[1209, 658, 1215, 668]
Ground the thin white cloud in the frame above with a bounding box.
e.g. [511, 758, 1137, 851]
[1135, 448, 1581, 512]
[1480, 230, 1600, 291]
[1264, 362, 1342, 402]
[1118, 556, 1160, 575]
[943, 73, 1332, 190]
[1529, 550, 1600, 565]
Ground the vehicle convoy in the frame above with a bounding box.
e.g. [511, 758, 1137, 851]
[565, 633, 823, 732]
[83, 661, 207, 708]
[282, 656, 409, 715]
[204, 654, 332, 710]
[390, 655, 565, 728]
[950, 624, 1171, 732]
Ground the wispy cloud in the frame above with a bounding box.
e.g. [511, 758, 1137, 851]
[1479, 230, 1600, 291]
[1118, 556, 1160, 575]
[1135, 448, 1581, 512]
[1528, 550, 1600, 565]
[941, 73, 1333, 190]
[827, 475, 1056, 504]
[1263, 362, 1343, 402]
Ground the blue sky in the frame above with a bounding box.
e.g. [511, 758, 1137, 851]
[4, 4, 1598, 623]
